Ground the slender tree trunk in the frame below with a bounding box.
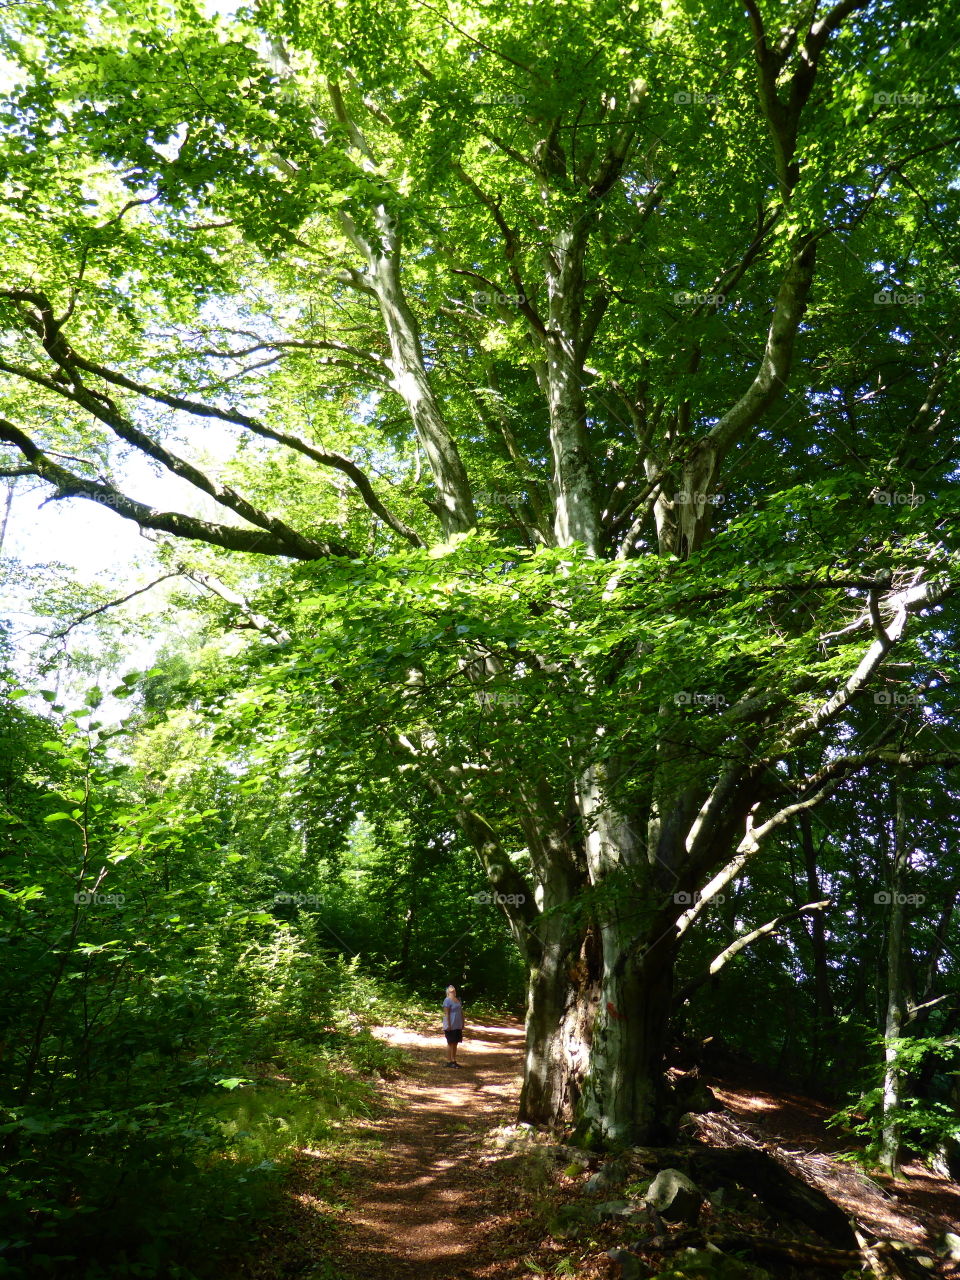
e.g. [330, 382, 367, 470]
[880, 783, 908, 1175]
[540, 224, 601, 555]
[799, 811, 835, 1082]
[0, 479, 14, 554]
[370, 251, 476, 536]
[397, 907, 414, 978]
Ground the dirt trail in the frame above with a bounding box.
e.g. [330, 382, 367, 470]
[327, 1021, 526, 1280]
[247, 1028, 960, 1280]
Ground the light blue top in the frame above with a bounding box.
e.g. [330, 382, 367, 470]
[443, 996, 464, 1030]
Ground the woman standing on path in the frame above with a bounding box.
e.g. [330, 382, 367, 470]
[442, 985, 464, 1067]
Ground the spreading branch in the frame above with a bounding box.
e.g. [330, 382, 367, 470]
[45, 573, 184, 641]
[0, 418, 350, 559]
[0, 289, 428, 547]
[677, 900, 831, 1003]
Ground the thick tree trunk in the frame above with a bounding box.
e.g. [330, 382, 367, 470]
[576, 934, 677, 1144]
[519, 918, 599, 1125]
[519, 834, 681, 1144]
[574, 763, 679, 1144]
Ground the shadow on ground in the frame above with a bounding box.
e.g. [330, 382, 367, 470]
[323, 1021, 527, 1280]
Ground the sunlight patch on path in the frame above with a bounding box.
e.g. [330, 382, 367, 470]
[328, 1021, 526, 1276]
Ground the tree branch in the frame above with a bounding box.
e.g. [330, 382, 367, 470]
[0, 418, 349, 559]
[708, 235, 818, 456]
[0, 307, 426, 546]
[0, 358, 333, 559]
[777, 574, 952, 753]
[451, 163, 546, 337]
[46, 573, 184, 640]
[677, 899, 831, 1003]
[183, 569, 291, 641]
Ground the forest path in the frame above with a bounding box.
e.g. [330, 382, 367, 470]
[245, 1019, 531, 1280]
[327, 1021, 526, 1279]
[242, 1027, 960, 1280]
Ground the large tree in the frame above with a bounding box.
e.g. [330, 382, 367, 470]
[1, 0, 958, 1142]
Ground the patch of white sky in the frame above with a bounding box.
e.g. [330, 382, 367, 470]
[1, 418, 242, 691]
[2, 268, 370, 699]
[2, 293, 270, 683]
[2, 288, 381, 706]
[0, 0, 243, 566]
[202, 0, 246, 18]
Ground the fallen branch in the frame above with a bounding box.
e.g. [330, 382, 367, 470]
[711, 1233, 861, 1270]
[688, 1146, 857, 1247]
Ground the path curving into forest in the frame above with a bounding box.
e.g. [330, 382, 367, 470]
[245, 1019, 529, 1280]
[329, 1022, 526, 1278]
